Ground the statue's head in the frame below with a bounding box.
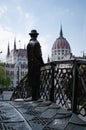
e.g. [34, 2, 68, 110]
[29, 30, 39, 39]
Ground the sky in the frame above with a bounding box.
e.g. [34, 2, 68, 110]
[0, 0, 86, 63]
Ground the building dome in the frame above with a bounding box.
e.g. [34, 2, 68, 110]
[52, 27, 70, 50]
[52, 37, 70, 50]
[51, 26, 71, 61]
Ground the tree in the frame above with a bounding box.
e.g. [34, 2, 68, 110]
[0, 63, 11, 90]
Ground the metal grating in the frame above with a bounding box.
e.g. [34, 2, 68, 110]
[54, 67, 73, 109]
[26, 110, 41, 116]
[30, 117, 51, 125]
[40, 65, 52, 100]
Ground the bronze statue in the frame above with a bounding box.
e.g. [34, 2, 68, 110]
[27, 30, 44, 100]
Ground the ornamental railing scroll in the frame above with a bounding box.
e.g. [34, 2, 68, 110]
[11, 58, 86, 118]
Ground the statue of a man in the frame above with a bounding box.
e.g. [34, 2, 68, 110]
[27, 30, 44, 100]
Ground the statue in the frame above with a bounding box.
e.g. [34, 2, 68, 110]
[27, 30, 44, 100]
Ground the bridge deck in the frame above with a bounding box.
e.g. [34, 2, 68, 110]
[0, 99, 86, 130]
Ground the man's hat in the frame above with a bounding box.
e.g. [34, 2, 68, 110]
[29, 30, 39, 35]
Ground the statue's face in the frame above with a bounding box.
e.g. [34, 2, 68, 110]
[30, 34, 38, 39]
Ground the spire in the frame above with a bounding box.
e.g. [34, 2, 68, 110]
[47, 55, 50, 63]
[60, 25, 63, 37]
[14, 37, 16, 51]
[7, 42, 10, 56]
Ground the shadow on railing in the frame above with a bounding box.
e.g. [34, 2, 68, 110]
[11, 58, 86, 117]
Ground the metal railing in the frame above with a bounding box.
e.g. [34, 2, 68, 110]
[10, 74, 31, 100]
[11, 58, 86, 117]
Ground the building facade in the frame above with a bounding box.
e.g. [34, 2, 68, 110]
[5, 39, 28, 87]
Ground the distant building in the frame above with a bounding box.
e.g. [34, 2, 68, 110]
[5, 39, 28, 87]
[51, 26, 72, 61]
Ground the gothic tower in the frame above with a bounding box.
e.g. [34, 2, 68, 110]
[14, 38, 16, 52]
[7, 42, 10, 57]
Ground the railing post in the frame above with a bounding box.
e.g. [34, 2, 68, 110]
[50, 63, 55, 102]
[72, 59, 78, 113]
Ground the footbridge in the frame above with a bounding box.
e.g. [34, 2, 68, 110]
[0, 59, 86, 130]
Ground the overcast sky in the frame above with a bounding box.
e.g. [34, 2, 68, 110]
[0, 0, 86, 63]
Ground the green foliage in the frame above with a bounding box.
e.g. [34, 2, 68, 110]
[0, 66, 4, 76]
[0, 64, 11, 90]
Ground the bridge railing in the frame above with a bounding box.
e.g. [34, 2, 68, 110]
[10, 74, 31, 100]
[11, 58, 86, 117]
[40, 58, 86, 116]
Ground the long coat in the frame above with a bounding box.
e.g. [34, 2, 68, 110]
[27, 39, 44, 87]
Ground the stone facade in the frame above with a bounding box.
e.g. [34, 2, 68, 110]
[5, 39, 28, 87]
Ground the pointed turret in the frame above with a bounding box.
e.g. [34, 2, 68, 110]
[47, 55, 50, 63]
[7, 43, 10, 57]
[60, 25, 63, 37]
[14, 38, 16, 52]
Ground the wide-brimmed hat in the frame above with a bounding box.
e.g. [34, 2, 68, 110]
[29, 30, 39, 35]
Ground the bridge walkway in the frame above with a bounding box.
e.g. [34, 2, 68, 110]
[0, 99, 86, 130]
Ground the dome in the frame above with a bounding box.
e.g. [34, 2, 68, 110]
[52, 27, 71, 50]
[52, 37, 70, 50]
[51, 26, 71, 61]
